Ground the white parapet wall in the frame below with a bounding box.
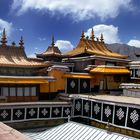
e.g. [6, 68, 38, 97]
[120, 83, 140, 98]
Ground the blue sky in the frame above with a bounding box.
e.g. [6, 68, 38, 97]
[0, 0, 140, 57]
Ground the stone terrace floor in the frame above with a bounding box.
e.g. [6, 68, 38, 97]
[70, 94, 140, 106]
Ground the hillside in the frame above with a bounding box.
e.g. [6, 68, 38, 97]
[107, 43, 140, 61]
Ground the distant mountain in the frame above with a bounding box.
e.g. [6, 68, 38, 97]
[106, 43, 140, 61]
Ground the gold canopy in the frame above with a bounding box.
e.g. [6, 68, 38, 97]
[90, 66, 130, 74]
[65, 31, 128, 59]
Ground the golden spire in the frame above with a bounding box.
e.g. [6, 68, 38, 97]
[1, 28, 7, 47]
[100, 33, 104, 43]
[51, 35, 55, 47]
[19, 36, 24, 48]
[91, 28, 94, 40]
[81, 30, 85, 39]
[12, 41, 16, 47]
[86, 36, 89, 40]
[96, 37, 99, 42]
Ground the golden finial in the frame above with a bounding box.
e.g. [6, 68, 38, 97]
[81, 30, 85, 39]
[86, 36, 89, 40]
[1, 28, 7, 47]
[19, 36, 24, 47]
[96, 37, 99, 42]
[51, 35, 55, 47]
[100, 33, 104, 43]
[12, 41, 16, 47]
[91, 28, 94, 40]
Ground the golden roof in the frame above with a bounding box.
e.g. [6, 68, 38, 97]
[38, 46, 62, 57]
[0, 30, 46, 68]
[65, 31, 128, 59]
[0, 47, 46, 67]
[64, 73, 94, 79]
[90, 66, 130, 74]
[36, 36, 64, 58]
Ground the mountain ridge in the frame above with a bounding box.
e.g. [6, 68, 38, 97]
[106, 43, 140, 61]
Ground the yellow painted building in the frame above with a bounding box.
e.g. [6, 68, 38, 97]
[0, 29, 130, 102]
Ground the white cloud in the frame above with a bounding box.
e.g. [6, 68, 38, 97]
[11, 0, 133, 21]
[19, 28, 23, 31]
[28, 53, 36, 58]
[85, 24, 120, 44]
[55, 40, 74, 53]
[38, 37, 46, 41]
[127, 40, 140, 48]
[0, 19, 13, 36]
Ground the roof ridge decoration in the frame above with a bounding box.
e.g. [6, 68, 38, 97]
[36, 35, 63, 59]
[96, 37, 99, 42]
[64, 29, 128, 59]
[51, 35, 55, 47]
[51, 35, 55, 54]
[100, 33, 104, 43]
[80, 30, 85, 40]
[11, 41, 16, 47]
[19, 36, 24, 48]
[90, 28, 95, 41]
[0, 28, 7, 47]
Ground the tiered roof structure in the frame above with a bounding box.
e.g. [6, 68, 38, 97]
[36, 36, 64, 61]
[65, 29, 127, 59]
[0, 29, 46, 68]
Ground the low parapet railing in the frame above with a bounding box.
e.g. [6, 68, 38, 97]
[0, 95, 140, 133]
[0, 102, 72, 123]
[72, 95, 140, 133]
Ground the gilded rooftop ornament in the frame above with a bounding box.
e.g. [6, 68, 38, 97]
[96, 37, 99, 42]
[100, 33, 104, 43]
[1, 28, 7, 47]
[51, 35, 55, 47]
[12, 41, 16, 47]
[90, 28, 95, 40]
[19, 36, 24, 48]
[81, 31, 85, 39]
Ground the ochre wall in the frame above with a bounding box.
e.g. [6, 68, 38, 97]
[90, 74, 104, 87]
[48, 69, 65, 92]
[40, 83, 49, 93]
[106, 75, 128, 90]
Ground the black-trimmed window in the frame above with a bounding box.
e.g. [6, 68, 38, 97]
[17, 87, 23, 96]
[9, 87, 16, 96]
[0, 85, 37, 97]
[1, 87, 8, 96]
[24, 87, 30, 96]
[31, 87, 36, 96]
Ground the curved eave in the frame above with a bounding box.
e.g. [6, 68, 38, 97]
[0, 63, 47, 68]
[64, 44, 128, 59]
[0, 76, 56, 84]
[36, 53, 65, 58]
[63, 73, 94, 79]
[90, 67, 130, 75]
[64, 39, 128, 59]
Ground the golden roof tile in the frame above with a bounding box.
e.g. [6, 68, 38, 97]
[64, 32, 128, 59]
[36, 36, 64, 58]
[0, 46, 46, 67]
[90, 66, 130, 74]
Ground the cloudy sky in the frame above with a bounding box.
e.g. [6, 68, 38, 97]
[0, 0, 140, 57]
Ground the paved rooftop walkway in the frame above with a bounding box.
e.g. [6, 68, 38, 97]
[70, 94, 140, 106]
[23, 121, 138, 140]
